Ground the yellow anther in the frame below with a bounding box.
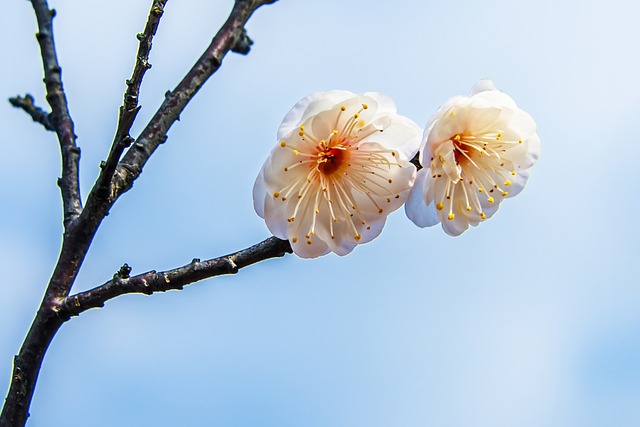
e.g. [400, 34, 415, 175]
[306, 240, 312, 245]
[340, 106, 346, 111]
[362, 103, 369, 109]
[496, 132, 502, 140]
[284, 167, 288, 172]
[279, 141, 286, 147]
[332, 129, 338, 134]
[293, 149, 299, 155]
[354, 113, 359, 118]
[282, 196, 287, 201]
[300, 125, 305, 131]
[448, 213, 455, 220]
[478, 188, 484, 193]
[354, 234, 362, 241]
[504, 180, 512, 186]
[465, 205, 472, 211]
[518, 139, 523, 144]
[454, 134, 461, 141]
[273, 192, 280, 198]
[298, 131, 304, 136]
[511, 171, 517, 176]
[315, 208, 319, 213]
[488, 197, 495, 203]
[292, 237, 298, 243]
[436, 202, 444, 210]
[480, 212, 487, 219]
[502, 191, 509, 197]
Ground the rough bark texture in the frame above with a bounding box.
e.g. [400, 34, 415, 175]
[1, 1, 282, 426]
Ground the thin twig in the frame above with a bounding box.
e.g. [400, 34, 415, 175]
[109, 0, 277, 201]
[9, 94, 55, 131]
[31, 0, 82, 228]
[0, 2, 278, 426]
[61, 236, 292, 318]
[94, 0, 168, 200]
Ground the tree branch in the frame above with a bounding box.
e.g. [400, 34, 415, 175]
[60, 236, 292, 318]
[95, 0, 167, 201]
[1, 2, 278, 425]
[109, 0, 277, 202]
[31, 0, 82, 228]
[8, 94, 55, 131]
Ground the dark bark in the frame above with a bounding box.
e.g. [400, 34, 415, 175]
[1, 1, 280, 426]
[61, 236, 292, 318]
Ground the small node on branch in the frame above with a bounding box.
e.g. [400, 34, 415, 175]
[122, 135, 135, 147]
[231, 28, 253, 55]
[49, 8, 56, 18]
[116, 263, 132, 279]
[152, 2, 165, 16]
[136, 32, 145, 41]
[225, 258, 239, 274]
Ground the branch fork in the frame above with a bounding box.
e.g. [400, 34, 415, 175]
[2, 1, 282, 426]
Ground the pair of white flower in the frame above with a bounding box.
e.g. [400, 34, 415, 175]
[253, 81, 540, 258]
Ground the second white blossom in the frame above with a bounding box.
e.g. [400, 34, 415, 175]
[405, 80, 540, 235]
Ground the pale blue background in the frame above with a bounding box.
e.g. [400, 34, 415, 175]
[1, 0, 639, 426]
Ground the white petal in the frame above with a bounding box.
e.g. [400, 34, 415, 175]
[365, 115, 421, 160]
[441, 213, 470, 236]
[290, 233, 331, 258]
[470, 79, 496, 95]
[405, 169, 441, 227]
[262, 194, 291, 239]
[277, 90, 355, 141]
[473, 90, 517, 109]
[252, 166, 267, 218]
[362, 92, 397, 115]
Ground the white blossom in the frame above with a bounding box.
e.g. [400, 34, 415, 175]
[405, 80, 540, 236]
[254, 91, 420, 258]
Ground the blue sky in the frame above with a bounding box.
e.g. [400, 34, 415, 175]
[1, 0, 639, 426]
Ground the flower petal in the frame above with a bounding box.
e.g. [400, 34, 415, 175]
[277, 90, 355, 141]
[256, 91, 420, 257]
[408, 80, 540, 236]
[405, 168, 441, 227]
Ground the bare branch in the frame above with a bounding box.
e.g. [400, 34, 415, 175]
[1, 2, 279, 425]
[8, 94, 55, 131]
[31, 0, 82, 228]
[109, 0, 277, 201]
[94, 0, 168, 201]
[61, 236, 292, 318]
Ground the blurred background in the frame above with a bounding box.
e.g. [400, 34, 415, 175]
[1, 0, 639, 426]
